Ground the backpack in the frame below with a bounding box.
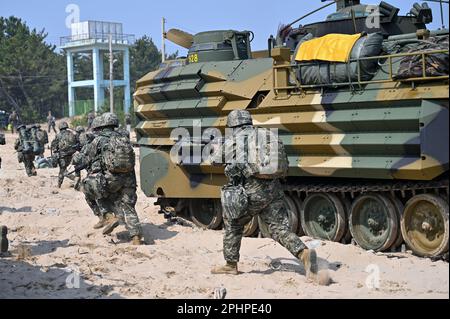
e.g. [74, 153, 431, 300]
[19, 129, 33, 154]
[30, 128, 43, 155]
[58, 131, 77, 156]
[246, 127, 289, 180]
[101, 133, 135, 173]
[36, 130, 48, 145]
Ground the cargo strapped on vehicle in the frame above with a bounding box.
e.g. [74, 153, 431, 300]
[295, 33, 362, 63]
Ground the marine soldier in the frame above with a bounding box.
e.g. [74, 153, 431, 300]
[0, 120, 7, 247]
[0, 225, 8, 254]
[87, 111, 95, 131]
[0, 132, 5, 169]
[210, 110, 318, 280]
[31, 124, 48, 158]
[47, 111, 57, 134]
[75, 113, 142, 245]
[8, 111, 19, 134]
[14, 125, 37, 177]
[72, 126, 94, 190]
[74, 126, 86, 151]
[36, 124, 49, 156]
[51, 121, 78, 188]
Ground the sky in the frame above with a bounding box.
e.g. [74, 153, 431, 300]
[1, 0, 449, 55]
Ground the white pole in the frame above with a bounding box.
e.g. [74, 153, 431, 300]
[162, 17, 166, 63]
[109, 33, 114, 114]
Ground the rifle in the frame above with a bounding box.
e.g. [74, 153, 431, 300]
[65, 157, 100, 177]
[65, 163, 88, 177]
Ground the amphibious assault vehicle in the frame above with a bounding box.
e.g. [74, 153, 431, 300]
[135, 0, 449, 257]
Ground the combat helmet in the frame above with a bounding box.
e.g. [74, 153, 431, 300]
[75, 126, 85, 133]
[91, 113, 119, 130]
[226, 110, 253, 128]
[17, 124, 26, 131]
[59, 121, 69, 130]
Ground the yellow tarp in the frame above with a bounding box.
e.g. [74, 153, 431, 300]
[295, 33, 362, 63]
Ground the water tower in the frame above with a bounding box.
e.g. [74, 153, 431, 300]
[60, 21, 135, 117]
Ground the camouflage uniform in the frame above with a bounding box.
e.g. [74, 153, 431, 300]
[212, 110, 315, 276]
[223, 178, 307, 263]
[0, 133, 5, 169]
[1, 225, 8, 254]
[0, 128, 9, 248]
[87, 112, 95, 131]
[74, 126, 86, 151]
[35, 125, 49, 157]
[51, 122, 77, 188]
[47, 114, 57, 134]
[78, 113, 142, 242]
[30, 124, 48, 158]
[79, 131, 95, 149]
[8, 112, 19, 134]
[14, 125, 36, 177]
[72, 127, 92, 190]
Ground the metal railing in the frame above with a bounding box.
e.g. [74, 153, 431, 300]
[60, 33, 135, 46]
[273, 49, 449, 93]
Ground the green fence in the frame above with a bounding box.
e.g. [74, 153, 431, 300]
[75, 100, 95, 116]
[64, 100, 126, 117]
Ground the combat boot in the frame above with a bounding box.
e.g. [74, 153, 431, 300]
[131, 235, 142, 246]
[0, 226, 9, 254]
[298, 249, 318, 281]
[211, 262, 239, 275]
[93, 216, 107, 230]
[102, 213, 120, 235]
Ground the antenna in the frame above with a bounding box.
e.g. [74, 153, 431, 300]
[162, 17, 166, 63]
[280, 0, 337, 35]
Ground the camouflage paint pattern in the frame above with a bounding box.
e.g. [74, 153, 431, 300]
[135, 38, 448, 200]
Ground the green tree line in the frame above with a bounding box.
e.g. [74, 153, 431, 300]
[0, 16, 175, 124]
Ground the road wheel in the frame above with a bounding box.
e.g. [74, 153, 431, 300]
[300, 193, 347, 242]
[350, 193, 398, 252]
[401, 194, 449, 257]
[189, 199, 223, 230]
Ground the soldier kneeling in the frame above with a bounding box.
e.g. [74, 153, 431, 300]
[76, 113, 143, 245]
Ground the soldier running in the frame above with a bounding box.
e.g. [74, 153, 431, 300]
[210, 110, 318, 280]
[0, 132, 5, 169]
[31, 124, 48, 158]
[51, 121, 78, 188]
[0, 133, 8, 255]
[14, 125, 37, 177]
